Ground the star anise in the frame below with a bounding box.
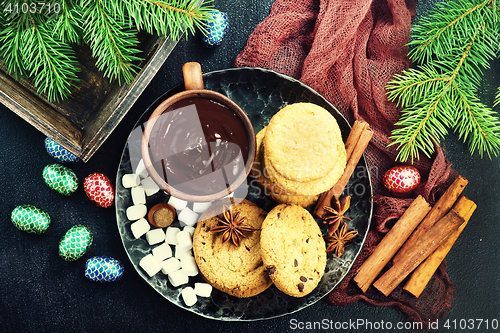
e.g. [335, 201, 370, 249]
[324, 222, 358, 257]
[211, 205, 257, 246]
[323, 195, 351, 236]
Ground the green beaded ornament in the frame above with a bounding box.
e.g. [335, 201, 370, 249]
[11, 204, 51, 234]
[59, 225, 93, 261]
[43, 163, 78, 196]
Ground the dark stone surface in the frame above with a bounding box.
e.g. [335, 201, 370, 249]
[1, 1, 499, 332]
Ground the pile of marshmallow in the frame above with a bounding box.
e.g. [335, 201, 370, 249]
[121, 159, 215, 307]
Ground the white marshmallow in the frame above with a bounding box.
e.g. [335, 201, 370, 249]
[165, 227, 181, 245]
[135, 159, 149, 179]
[126, 204, 147, 221]
[160, 257, 181, 275]
[174, 246, 192, 259]
[176, 230, 193, 251]
[131, 186, 146, 205]
[181, 287, 197, 307]
[192, 202, 212, 214]
[180, 256, 199, 277]
[152, 242, 172, 261]
[168, 269, 189, 287]
[130, 218, 150, 238]
[122, 173, 140, 188]
[139, 254, 162, 277]
[183, 225, 196, 236]
[168, 196, 188, 210]
[194, 282, 212, 297]
[178, 207, 198, 227]
[145, 228, 165, 245]
[141, 177, 160, 196]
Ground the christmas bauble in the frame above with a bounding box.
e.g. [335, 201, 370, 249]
[201, 10, 229, 47]
[382, 166, 420, 193]
[43, 164, 78, 196]
[59, 225, 93, 261]
[84, 172, 114, 208]
[44, 137, 79, 163]
[11, 204, 51, 234]
[85, 256, 124, 283]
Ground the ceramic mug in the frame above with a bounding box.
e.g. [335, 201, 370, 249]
[141, 62, 256, 202]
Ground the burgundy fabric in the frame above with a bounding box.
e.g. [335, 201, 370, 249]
[235, 0, 458, 326]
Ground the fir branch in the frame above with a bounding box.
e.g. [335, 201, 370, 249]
[0, 9, 80, 101]
[81, 0, 143, 85]
[453, 87, 500, 157]
[495, 87, 500, 107]
[47, 0, 83, 44]
[23, 14, 81, 101]
[118, 0, 214, 40]
[388, 0, 500, 162]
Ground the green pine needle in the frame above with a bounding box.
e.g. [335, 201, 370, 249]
[47, 0, 83, 44]
[81, 0, 143, 85]
[117, 0, 215, 40]
[0, 0, 214, 101]
[387, 0, 500, 162]
[0, 9, 80, 102]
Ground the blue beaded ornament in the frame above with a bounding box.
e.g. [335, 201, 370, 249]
[85, 256, 124, 282]
[44, 137, 79, 163]
[201, 10, 229, 47]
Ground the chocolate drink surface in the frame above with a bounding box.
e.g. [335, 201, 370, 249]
[148, 97, 250, 196]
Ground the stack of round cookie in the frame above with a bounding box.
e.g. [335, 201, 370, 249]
[252, 102, 347, 207]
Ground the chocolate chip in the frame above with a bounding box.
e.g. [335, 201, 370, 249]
[205, 226, 211, 232]
[266, 265, 276, 275]
[298, 283, 304, 292]
[202, 222, 206, 227]
[306, 238, 310, 243]
[277, 213, 281, 218]
[202, 242, 206, 245]
[300, 276, 307, 282]
[294, 259, 298, 267]
[245, 245, 251, 251]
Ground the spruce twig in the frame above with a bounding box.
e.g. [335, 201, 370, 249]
[0, 6, 80, 101]
[387, 0, 500, 162]
[81, 0, 143, 85]
[0, 0, 213, 101]
[119, 0, 214, 40]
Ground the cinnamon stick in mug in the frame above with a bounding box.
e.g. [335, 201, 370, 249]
[353, 195, 431, 292]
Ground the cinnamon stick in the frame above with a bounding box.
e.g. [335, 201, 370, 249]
[372, 208, 465, 297]
[392, 175, 468, 264]
[344, 121, 369, 161]
[403, 196, 476, 297]
[313, 121, 372, 219]
[353, 195, 431, 292]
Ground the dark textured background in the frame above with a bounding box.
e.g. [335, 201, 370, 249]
[1, 1, 499, 332]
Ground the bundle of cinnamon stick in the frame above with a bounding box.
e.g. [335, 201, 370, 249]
[354, 175, 476, 297]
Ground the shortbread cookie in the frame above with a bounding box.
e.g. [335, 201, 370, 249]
[192, 199, 272, 298]
[263, 150, 345, 196]
[260, 204, 326, 297]
[263, 103, 344, 182]
[252, 127, 319, 207]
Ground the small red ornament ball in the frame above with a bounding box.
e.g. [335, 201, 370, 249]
[382, 166, 420, 193]
[84, 172, 114, 208]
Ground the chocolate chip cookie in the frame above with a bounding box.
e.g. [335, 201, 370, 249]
[260, 204, 326, 297]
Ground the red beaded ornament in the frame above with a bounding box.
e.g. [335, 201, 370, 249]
[382, 166, 420, 193]
[84, 172, 114, 208]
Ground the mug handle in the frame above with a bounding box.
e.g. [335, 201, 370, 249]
[182, 62, 204, 90]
